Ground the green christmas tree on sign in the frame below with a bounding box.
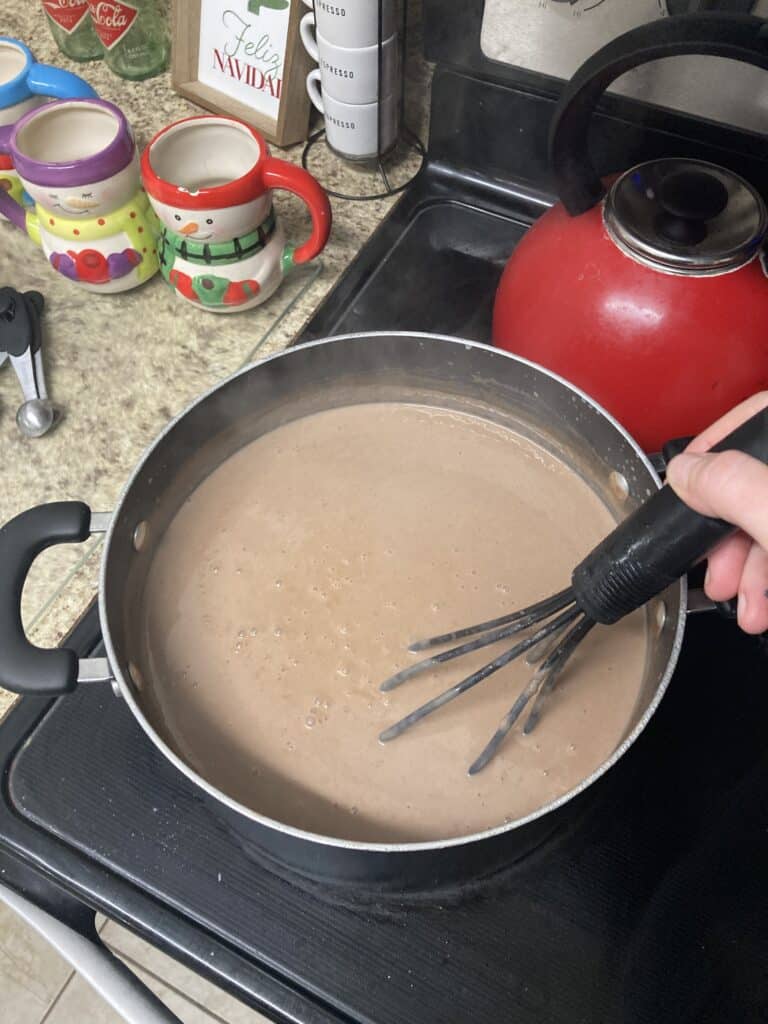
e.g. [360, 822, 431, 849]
[248, 0, 289, 12]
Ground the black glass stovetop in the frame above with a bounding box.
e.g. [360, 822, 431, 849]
[1, 64, 767, 1024]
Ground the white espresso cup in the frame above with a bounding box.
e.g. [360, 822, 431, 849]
[300, 13, 398, 105]
[306, 68, 398, 161]
[300, 0, 397, 49]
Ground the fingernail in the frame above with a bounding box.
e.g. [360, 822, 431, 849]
[666, 452, 701, 491]
[704, 566, 711, 592]
[739, 590, 749, 622]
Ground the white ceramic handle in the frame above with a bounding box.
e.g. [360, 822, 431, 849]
[306, 69, 325, 114]
[299, 12, 319, 61]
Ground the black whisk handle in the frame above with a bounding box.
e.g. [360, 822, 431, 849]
[572, 408, 768, 624]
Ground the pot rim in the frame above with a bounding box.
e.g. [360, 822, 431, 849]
[99, 331, 687, 854]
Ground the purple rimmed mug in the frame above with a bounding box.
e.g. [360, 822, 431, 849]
[0, 98, 159, 292]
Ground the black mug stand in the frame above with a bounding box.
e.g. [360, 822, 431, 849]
[301, 0, 426, 201]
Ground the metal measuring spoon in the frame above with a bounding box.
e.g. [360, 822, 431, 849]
[0, 288, 56, 438]
[16, 397, 55, 438]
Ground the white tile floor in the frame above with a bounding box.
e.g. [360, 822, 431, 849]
[1, 904, 269, 1023]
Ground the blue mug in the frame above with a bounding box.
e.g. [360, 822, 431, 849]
[0, 36, 96, 218]
[0, 36, 96, 118]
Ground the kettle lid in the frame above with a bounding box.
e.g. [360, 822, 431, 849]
[603, 158, 767, 275]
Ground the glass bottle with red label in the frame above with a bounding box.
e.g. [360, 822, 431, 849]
[87, 0, 169, 80]
[41, 0, 103, 62]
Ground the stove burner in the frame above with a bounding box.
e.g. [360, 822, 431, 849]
[217, 809, 572, 912]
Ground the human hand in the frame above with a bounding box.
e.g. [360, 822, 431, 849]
[666, 392, 768, 635]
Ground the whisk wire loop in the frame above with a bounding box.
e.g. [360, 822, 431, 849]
[378, 604, 581, 744]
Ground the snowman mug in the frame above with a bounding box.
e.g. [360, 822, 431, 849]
[0, 37, 97, 217]
[141, 115, 332, 313]
[0, 99, 160, 293]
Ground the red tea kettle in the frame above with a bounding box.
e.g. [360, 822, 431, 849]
[492, 14, 768, 452]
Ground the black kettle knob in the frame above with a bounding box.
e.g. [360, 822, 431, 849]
[655, 170, 729, 245]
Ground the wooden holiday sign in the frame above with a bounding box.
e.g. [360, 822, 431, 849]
[171, 0, 312, 147]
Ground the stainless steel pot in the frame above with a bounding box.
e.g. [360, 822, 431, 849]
[0, 333, 686, 893]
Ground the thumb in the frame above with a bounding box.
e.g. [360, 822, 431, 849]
[666, 450, 768, 552]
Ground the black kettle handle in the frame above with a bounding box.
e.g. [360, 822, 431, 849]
[572, 408, 768, 624]
[0, 502, 92, 695]
[551, 12, 768, 216]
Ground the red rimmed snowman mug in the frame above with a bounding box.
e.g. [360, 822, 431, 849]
[141, 115, 332, 313]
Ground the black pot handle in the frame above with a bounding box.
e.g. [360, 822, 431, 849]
[550, 12, 768, 216]
[572, 408, 768, 623]
[0, 502, 92, 695]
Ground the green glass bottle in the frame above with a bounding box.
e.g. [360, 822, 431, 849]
[41, 0, 103, 62]
[87, 0, 169, 81]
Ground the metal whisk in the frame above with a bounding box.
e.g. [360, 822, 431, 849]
[379, 408, 768, 773]
[379, 589, 594, 774]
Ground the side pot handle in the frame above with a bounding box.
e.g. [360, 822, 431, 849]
[550, 13, 768, 216]
[0, 502, 102, 695]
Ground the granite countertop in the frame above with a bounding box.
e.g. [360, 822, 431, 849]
[0, 4, 430, 718]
